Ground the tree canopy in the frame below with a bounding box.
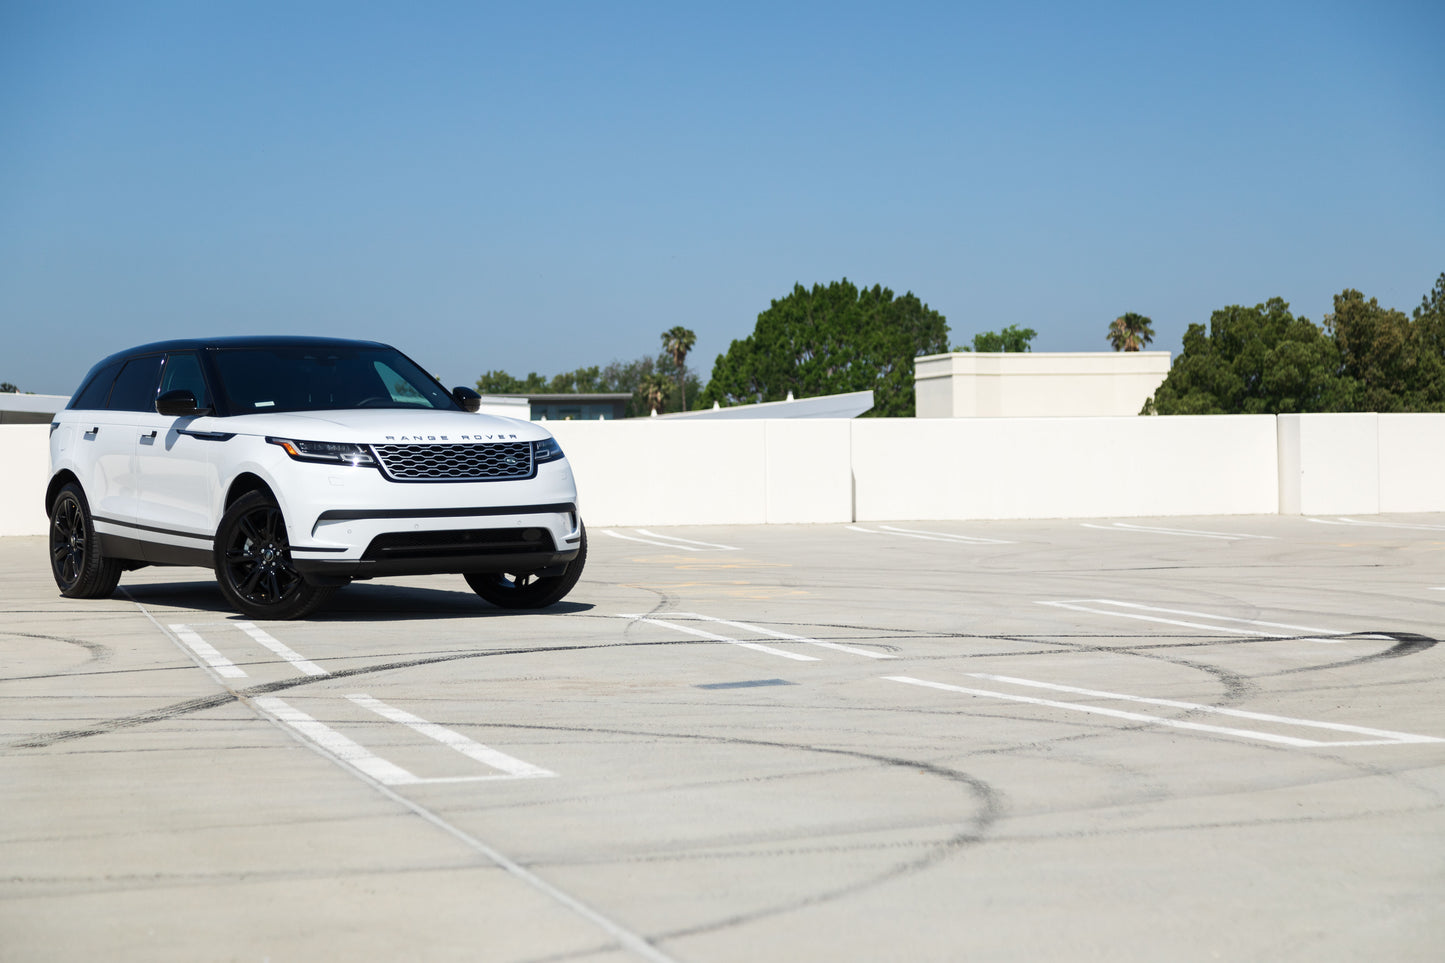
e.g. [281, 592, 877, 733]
[1146, 274, 1445, 414]
[661, 326, 697, 410]
[477, 353, 699, 418]
[698, 279, 949, 417]
[1108, 313, 1155, 351]
[959, 325, 1037, 352]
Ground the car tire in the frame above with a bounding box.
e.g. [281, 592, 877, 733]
[465, 523, 587, 609]
[48, 483, 123, 599]
[214, 491, 334, 620]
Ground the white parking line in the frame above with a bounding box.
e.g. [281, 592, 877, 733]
[665, 612, 893, 659]
[169, 624, 247, 678]
[604, 530, 704, 550]
[1307, 517, 1445, 532]
[236, 621, 330, 677]
[1081, 522, 1274, 540]
[1037, 599, 1389, 642]
[256, 695, 417, 783]
[346, 694, 555, 779]
[619, 614, 820, 661]
[847, 525, 1012, 544]
[633, 529, 740, 551]
[603, 529, 740, 551]
[257, 695, 556, 785]
[886, 674, 1444, 748]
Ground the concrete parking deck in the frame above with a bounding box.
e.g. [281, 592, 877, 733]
[3, 515, 1444, 961]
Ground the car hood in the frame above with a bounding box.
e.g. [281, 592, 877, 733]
[215, 408, 548, 444]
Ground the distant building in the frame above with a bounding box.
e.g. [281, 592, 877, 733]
[479, 393, 634, 421]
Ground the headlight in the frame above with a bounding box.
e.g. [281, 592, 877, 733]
[267, 437, 377, 467]
[532, 437, 564, 464]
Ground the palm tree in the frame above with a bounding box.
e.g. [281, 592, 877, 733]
[639, 372, 671, 416]
[661, 326, 696, 411]
[1108, 313, 1155, 352]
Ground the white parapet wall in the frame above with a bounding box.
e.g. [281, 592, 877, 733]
[7, 415, 1445, 536]
[545, 419, 855, 526]
[1278, 413, 1445, 515]
[852, 415, 1280, 521]
[915, 351, 1172, 418]
[1, 425, 52, 536]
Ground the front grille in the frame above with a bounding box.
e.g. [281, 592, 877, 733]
[363, 527, 556, 560]
[372, 442, 535, 482]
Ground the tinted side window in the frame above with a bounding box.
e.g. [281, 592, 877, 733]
[69, 360, 124, 410]
[159, 352, 211, 408]
[107, 356, 164, 412]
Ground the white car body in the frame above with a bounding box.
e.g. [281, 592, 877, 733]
[45, 337, 585, 618]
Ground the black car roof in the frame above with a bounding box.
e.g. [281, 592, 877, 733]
[71, 337, 400, 404]
[95, 335, 391, 366]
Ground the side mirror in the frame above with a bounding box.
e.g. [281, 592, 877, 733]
[452, 386, 482, 413]
[156, 389, 211, 417]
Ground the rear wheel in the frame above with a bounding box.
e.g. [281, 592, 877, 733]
[214, 491, 334, 620]
[48, 483, 122, 599]
[465, 524, 587, 609]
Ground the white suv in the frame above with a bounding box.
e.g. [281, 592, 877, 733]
[46, 337, 585, 619]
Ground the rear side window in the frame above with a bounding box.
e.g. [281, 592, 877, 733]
[69, 360, 124, 410]
[107, 356, 164, 412]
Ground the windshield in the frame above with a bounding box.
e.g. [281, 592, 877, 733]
[212, 344, 460, 414]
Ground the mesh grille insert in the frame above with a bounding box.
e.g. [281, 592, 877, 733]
[372, 442, 535, 482]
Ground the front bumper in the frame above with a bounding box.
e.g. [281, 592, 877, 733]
[270, 451, 583, 580]
[291, 504, 581, 580]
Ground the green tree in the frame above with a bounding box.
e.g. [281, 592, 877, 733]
[1326, 288, 1445, 411]
[477, 355, 700, 418]
[962, 325, 1037, 352]
[661, 326, 697, 410]
[638, 372, 672, 415]
[699, 279, 949, 417]
[1107, 313, 1155, 351]
[476, 370, 547, 394]
[0, 382, 17, 393]
[1145, 298, 1353, 414]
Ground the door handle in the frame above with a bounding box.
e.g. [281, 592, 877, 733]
[142, 430, 158, 439]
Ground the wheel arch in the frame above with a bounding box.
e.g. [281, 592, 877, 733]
[223, 473, 276, 511]
[45, 471, 82, 516]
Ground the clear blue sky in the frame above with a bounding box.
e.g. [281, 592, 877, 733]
[3, 0, 1442, 396]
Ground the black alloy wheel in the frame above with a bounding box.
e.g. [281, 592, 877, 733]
[48, 483, 122, 599]
[465, 523, 587, 609]
[215, 491, 333, 620]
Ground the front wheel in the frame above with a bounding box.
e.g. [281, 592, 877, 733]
[214, 491, 334, 620]
[49, 483, 122, 599]
[465, 524, 587, 609]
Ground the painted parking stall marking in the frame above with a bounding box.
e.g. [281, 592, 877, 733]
[258, 694, 556, 786]
[1080, 521, 1276, 540]
[169, 624, 247, 678]
[236, 621, 329, 676]
[619, 611, 893, 660]
[886, 674, 1444, 748]
[1037, 599, 1392, 643]
[1307, 517, 1445, 532]
[603, 529, 741, 551]
[346, 694, 555, 779]
[169, 622, 329, 678]
[847, 524, 1013, 545]
[621, 614, 818, 661]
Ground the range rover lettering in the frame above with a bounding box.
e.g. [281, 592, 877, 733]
[46, 337, 585, 619]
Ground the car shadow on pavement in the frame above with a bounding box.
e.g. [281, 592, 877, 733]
[119, 580, 594, 621]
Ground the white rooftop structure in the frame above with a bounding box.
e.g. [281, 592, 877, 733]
[914, 352, 1170, 418]
[0, 393, 69, 424]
